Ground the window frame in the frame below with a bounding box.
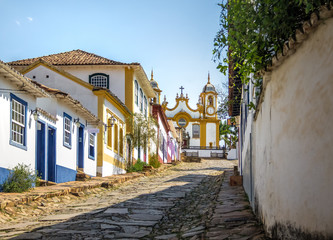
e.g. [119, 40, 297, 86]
[89, 73, 109, 89]
[88, 133, 95, 160]
[10, 93, 27, 150]
[119, 126, 123, 156]
[107, 117, 113, 149]
[135, 80, 138, 106]
[63, 112, 72, 149]
[139, 88, 143, 112]
[144, 96, 147, 116]
[192, 124, 200, 138]
[114, 123, 118, 153]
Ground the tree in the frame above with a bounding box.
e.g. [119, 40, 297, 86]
[220, 119, 238, 150]
[127, 113, 157, 161]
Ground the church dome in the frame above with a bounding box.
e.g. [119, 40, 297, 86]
[202, 73, 216, 93]
[150, 80, 159, 89]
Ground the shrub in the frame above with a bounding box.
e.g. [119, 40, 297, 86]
[1, 164, 38, 193]
[127, 159, 147, 172]
[149, 154, 161, 168]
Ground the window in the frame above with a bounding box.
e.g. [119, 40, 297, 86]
[192, 124, 200, 138]
[208, 96, 214, 106]
[178, 118, 187, 127]
[10, 94, 27, 149]
[88, 133, 95, 159]
[114, 123, 118, 152]
[144, 96, 147, 116]
[89, 73, 109, 89]
[135, 80, 138, 105]
[119, 127, 123, 155]
[107, 117, 112, 148]
[139, 89, 143, 111]
[63, 113, 72, 148]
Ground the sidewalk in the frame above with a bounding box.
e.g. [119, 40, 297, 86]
[205, 170, 269, 239]
[0, 165, 171, 212]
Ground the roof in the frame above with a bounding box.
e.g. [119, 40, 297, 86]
[93, 87, 132, 115]
[31, 80, 101, 124]
[0, 60, 49, 98]
[8, 49, 138, 66]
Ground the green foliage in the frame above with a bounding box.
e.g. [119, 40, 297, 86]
[214, 0, 331, 86]
[148, 154, 161, 168]
[220, 120, 238, 149]
[1, 164, 39, 193]
[128, 113, 157, 159]
[127, 159, 147, 172]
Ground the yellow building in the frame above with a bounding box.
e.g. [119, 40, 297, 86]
[162, 74, 220, 155]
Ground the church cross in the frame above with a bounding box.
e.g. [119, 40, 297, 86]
[180, 86, 184, 95]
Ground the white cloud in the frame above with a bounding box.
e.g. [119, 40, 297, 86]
[15, 20, 21, 26]
[27, 17, 33, 22]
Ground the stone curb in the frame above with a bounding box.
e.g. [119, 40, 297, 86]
[0, 164, 173, 210]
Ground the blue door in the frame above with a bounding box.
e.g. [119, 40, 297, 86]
[47, 127, 56, 182]
[77, 125, 84, 169]
[36, 121, 46, 180]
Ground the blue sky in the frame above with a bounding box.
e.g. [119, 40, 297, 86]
[0, 0, 226, 107]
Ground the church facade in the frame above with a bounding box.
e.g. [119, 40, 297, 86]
[162, 75, 220, 157]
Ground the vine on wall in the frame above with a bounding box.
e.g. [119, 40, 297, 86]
[214, 0, 332, 86]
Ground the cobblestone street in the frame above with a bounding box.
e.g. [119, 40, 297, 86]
[0, 160, 267, 239]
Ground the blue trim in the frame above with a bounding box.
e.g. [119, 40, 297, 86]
[9, 93, 28, 150]
[35, 120, 46, 180]
[88, 133, 95, 160]
[47, 124, 57, 182]
[77, 124, 85, 168]
[0, 167, 11, 191]
[56, 165, 77, 183]
[63, 112, 72, 149]
[89, 73, 109, 89]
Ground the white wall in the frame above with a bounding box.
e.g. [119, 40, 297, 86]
[0, 79, 37, 173]
[252, 18, 333, 238]
[62, 65, 126, 103]
[165, 100, 200, 119]
[206, 123, 216, 146]
[25, 66, 98, 116]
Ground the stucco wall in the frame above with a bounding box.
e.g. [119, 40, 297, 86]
[253, 18, 333, 238]
[0, 79, 37, 184]
[25, 66, 98, 116]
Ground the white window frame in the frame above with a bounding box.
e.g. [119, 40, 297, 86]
[63, 112, 72, 148]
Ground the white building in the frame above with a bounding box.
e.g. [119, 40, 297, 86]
[0, 60, 100, 187]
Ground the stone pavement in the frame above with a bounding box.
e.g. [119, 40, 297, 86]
[0, 159, 269, 239]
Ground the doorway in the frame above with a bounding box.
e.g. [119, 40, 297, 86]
[47, 126, 56, 182]
[36, 121, 46, 180]
[77, 125, 84, 170]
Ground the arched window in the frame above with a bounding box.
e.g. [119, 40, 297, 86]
[114, 123, 118, 152]
[140, 89, 143, 111]
[119, 127, 123, 155]
[135, 80, 138, 105]
[89, 73, 109, 89]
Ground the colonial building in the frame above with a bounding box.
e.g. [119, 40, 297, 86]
[162, 74, 221, 158]
[8, 50, 150, 176]
[0, 60, 100, 186]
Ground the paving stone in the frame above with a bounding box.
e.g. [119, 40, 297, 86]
[103, 207, 129, 214]
[39, 212, 83, 221]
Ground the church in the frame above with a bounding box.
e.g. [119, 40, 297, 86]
[162, 74, 221, 158]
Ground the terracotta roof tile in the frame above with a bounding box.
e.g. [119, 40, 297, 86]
[8, 49, 138, 66]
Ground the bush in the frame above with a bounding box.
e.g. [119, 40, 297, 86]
[127, 159, 147, 172]
[1, 164, 38, 193]
[149, 154, 161, 168]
